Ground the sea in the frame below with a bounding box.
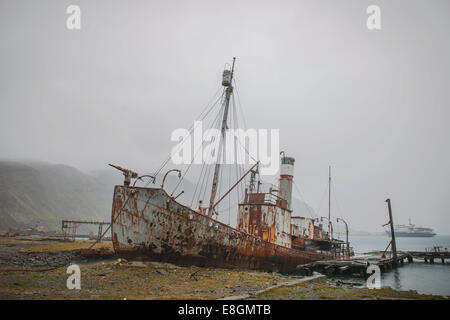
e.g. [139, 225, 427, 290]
[341, 234, 450, 296]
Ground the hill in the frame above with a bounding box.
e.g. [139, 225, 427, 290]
[0, 161, 113, 232]
[0, 160, 321, 233]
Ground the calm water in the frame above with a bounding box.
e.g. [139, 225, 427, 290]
[348, 234, 450, 254]
[341, 234, 450, 296]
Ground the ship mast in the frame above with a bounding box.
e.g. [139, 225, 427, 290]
[207, 57, 236, 217]
[328, 165, 332, 241]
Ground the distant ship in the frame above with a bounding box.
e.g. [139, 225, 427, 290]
[386, 219, 436, 238]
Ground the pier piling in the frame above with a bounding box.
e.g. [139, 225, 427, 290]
[385, 198, 398, 266]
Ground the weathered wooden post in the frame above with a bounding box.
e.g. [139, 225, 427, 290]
[385, 198, 398, 266]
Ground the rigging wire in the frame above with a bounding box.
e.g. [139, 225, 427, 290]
[216, 153, 225, 214]
[233, 97, 244, 203]
[191, 103, 224, 209]
[198, 165, 212, 206]
[231, 96, 258, 164]
[292, 180, 316, 218]
[172, 100, 225, 196]
[190, 157, 208, 208]
[221, 201, 239, 214]
[315, 182, 330, 218]
[149, 75, 257, 222]
[226, 97, 234, 224]
[228, 159, 231, 225]
[231, 93, 250, 203]
[197, 105, 224, 206]
[147, 87, 225, 186]
[233, 78, 248, 131]
[331, 179, 346, 220]
[156, 90, 224, 179]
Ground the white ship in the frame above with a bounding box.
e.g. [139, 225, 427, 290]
[386, 219, 436, 238]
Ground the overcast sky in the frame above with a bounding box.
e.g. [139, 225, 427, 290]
[1, 0, 449, 234]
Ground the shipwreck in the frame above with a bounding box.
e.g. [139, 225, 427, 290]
[109, 58, 345, 271]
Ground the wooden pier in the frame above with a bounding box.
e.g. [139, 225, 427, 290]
[297, 253, 411, 278]
[298, 198, 449, 278]
[297, 250, 448, 278]
[408, 249, 449, 264]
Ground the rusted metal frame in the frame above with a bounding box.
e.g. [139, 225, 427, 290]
[212, 162, 259, 211]
[71, 224, 77, 241]
[62, 219, 110, 241]
[381, 239, 392, 258]
[62, 220, 110, 225]
[89, 189, 136, 249]
[97, 224, 103, 241]
[265, 192, 289, 206]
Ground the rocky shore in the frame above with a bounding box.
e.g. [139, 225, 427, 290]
[0, 236, 447, 300]
[0, 249, 80, 270]
[0, 237, 96, 270]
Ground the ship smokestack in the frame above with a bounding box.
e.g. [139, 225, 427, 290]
[279, 153, 295, 210]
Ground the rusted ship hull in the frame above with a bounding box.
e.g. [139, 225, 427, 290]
[111, 185, 330, 271]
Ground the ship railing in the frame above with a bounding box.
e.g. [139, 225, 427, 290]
[263, 193, 279, 205]
[246, 193, 286, 206]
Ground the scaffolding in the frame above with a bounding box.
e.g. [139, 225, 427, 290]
[61, 220, 111, 241]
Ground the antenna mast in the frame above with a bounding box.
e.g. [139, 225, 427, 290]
[207, 57, 236, 217]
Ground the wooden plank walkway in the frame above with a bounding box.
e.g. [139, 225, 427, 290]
[408, 250, 449, 264]
[296, 252, 414, 278]
[297, 249, 449, 278]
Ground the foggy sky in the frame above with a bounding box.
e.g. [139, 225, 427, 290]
[1, 0, 449, 234]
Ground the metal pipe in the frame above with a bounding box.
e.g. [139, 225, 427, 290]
[173, 190, 184, 200]
[133, 174, 156, 187]
[161, 169, 181, 189]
